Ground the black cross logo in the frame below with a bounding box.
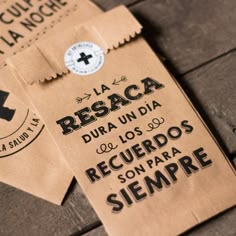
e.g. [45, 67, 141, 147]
[0, 90, 15, 122]
[77, 52, 93, 65]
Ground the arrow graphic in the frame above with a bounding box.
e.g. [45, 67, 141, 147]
[76, 93, 91, 104]
[112, 75, 127, 86]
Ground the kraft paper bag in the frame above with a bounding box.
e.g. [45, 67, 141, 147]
[0, 74, 72, 204]
[0, 0, 103, 204]
[0, 0, 102, 67]
[7, 6, 236, 235]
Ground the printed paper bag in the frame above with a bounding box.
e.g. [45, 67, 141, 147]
[7, 6, 236, 235]
[0, 0, 102, 67]
[0, 72, 72, 204]
[0, 0, 103, 204]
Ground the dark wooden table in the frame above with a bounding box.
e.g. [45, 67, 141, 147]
[0, 0, 236, 235]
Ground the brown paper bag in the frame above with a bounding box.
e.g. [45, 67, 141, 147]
[0, 0, 103, 204]
[0, 0, 102, 67]
[7, 6, 236, 235]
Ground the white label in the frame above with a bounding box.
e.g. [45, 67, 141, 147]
[64, 42, 104, 75]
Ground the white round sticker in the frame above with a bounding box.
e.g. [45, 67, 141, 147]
[64, 42, 104, 75]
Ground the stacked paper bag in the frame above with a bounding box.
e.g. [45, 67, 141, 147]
[0, 0, 102, 204]
[3, 4, 235, 236]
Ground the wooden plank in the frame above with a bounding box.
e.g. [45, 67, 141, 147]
[83, 207, 236, 236]
[0, 180, 99, 236]
[130, 0, 236, 154]
[185, 207, 236, 236]
[181, 51, 236, 154]
[93, 0, 141, 10]
[83, 226, 107, 236]
[130, 0, 236, 74]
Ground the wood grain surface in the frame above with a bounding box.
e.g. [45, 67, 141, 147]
[181, 51, 236, 154]
[0, 0, 235, 235]
[82, 207, 236, 236]
[130, 0, 236, 74]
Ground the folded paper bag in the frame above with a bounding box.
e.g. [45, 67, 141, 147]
[0, 0, 103, 204]
[0, 73, 72, 204]
[7, 6, 236, 236]
[0, 0, 102, 67]
[7, 5, 141, 84]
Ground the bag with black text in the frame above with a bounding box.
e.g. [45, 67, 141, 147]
[0, 0, 102, 204]
[7, 6, 236, 235]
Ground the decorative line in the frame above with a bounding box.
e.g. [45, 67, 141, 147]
[76, 93, 91, 104]
[96, 143, 118, 155]
[146, 117, 165, 132]
[0, 109, 29, 140]
[112, 76, 127, 86]
[0, 125, 45, 158]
